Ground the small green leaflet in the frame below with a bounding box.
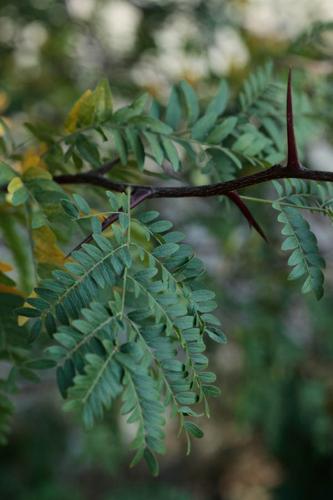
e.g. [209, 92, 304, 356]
[273, 202, 325, 299]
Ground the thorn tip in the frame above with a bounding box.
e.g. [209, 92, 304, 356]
[286, 68, 301, 170]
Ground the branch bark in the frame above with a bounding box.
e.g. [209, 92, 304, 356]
[54, 164, 333, 199]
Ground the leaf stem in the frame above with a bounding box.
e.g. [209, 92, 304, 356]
[240, 195, 332, 214]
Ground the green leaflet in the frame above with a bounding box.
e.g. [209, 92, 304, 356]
[143, 131, 164, 165]
[272, 179, 333, 218]
[120, 354, 166, 460]
[75, 134, 101, 169]
[165, 86, 182, 130]
[64, 340, 123, 428]
[206, 80, 229, 117]
[191, 112, 218, 141]
[0, 160, 16, 185]
[72, 193, 90, 215]
[125, 127, 145, 170]
[239, 61, 274, 112]
[46, 302, 121, 395]
[112, 93, 148, 123]
[160, 136, 180, 171]
[206, 116, 238, 144]
[232, 124, 272, 157]
[110, 129, 128, 165]
[273, 203, 325, 299]
[190, 79, 228, 141]
[183, 421, 204, 438]
[92, 79, 113, 121]
[179, 80, 200, 125]
[237, 62, 284, 163]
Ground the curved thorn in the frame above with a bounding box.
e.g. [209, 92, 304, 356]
[227, 192, 268, 242]
[286, 68, 301, 170]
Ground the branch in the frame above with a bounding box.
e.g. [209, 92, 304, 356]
[54, 165, 333, 199]
[68, 187, 152, 254]
[57, 164, 333, 254]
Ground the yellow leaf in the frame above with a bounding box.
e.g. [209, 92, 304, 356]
[0, 284, 21, 296]
[65, 89, 93, 133]
[0, 262, 21, 296]
[64, 80, 112, 133]
[7, 176, 23, 193]
[21, 144, 48, 173]
[0, 261, 13, 272]
[6, 176, 22, 204]
[33, 226, 66, 267]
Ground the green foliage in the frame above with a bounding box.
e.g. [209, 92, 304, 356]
[273, 178, 333, 218]
[290, 21, 333, 58]
[0, 292, 44, 443]
[273, 203, 325, 299]
[18, 190, 223, 472]
[271, 179, 331, 299]
[1, 61, 333, 475]
[239, 61, 276, 114]
[237, 61, 286, 165]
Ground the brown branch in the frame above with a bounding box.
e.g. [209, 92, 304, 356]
[68, 187, 152, 255]
[60, 163, 333, 255]
[54, 165, 333, 199]
[56, 162, 333, 254]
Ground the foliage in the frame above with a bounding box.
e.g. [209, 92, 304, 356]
[20, 189, 223, 472]
[1, 60, 333, 476]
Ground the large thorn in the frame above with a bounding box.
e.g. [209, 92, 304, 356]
[286, 68, 302, 170]
[227, 192, 267, 242]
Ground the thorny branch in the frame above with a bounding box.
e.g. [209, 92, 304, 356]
[2, 70, 333, 250]
[54, 164, 333, 201]
[59, 69, 332, 250]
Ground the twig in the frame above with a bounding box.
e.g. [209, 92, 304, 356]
[68, 187, 152, 255]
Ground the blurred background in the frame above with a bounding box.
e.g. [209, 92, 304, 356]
[1, 1, 333, 499]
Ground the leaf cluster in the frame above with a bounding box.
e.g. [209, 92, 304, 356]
[19, 192, 224, 473]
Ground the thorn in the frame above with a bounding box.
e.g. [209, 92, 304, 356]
[286, 68, 302, 170]
[226, 192, 268, 242]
